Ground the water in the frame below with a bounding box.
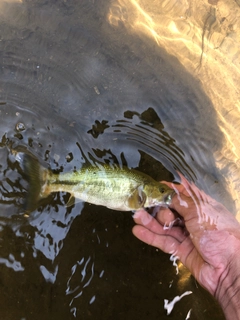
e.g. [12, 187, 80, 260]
[0, 0, 239, 318]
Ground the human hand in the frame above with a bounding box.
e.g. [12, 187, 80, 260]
[132, 174, 240, 319]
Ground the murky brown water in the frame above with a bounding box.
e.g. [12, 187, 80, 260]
[1, 0, 239, 319]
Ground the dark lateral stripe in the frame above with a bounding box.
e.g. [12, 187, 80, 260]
[52, 180, 83, 186]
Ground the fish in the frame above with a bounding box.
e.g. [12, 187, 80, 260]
[19, 150, 174, 212]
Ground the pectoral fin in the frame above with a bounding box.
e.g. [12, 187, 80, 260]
[65, 195, 84, 207]
[66, 195, 76, 207]
[126, 186, 146, 210]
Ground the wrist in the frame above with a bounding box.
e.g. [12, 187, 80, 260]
[215, 256, 240, 319]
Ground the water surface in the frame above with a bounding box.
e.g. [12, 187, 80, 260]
[1, 0, 239, 319]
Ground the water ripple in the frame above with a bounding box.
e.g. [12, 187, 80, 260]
[0, 0, 237, 318]
[67, 255, 96, 317]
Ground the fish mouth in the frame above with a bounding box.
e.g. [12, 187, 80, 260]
[164, 191, 175, 205]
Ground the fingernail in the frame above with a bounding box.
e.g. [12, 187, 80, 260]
[141, 213, 153, 226]
[133, 210, 142, 219]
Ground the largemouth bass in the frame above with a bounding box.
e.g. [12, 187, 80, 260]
[21, 151, 174, 212]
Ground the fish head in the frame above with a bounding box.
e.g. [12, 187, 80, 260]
[143, 182, 174, 208]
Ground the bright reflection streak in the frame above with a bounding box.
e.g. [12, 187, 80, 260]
[164, 290, 193, 315]
[136, 22, 160, 45]
[0, 0, 23, 18]
[177, 262, 192, 290]
[185, 308, 192, 319]
[130, 0, 154, 25]
[107, 0, 240, 220]
[168, 21, 180, 34]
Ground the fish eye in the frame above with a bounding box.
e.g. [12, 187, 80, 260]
[159, 186, 166, 194]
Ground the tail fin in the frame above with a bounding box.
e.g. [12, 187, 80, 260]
[10, 146, 49, 213]
[22, 153, 41, 212]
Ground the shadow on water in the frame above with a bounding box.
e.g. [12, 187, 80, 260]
[0, 0, 231, 319]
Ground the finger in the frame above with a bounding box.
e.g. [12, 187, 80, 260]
[176, 172, 193, 194]
[160, 178, 206, 230]
[156, 207, 176, 226]
[155, 207, 185, 228]
[133, 210, 186, 242]
[133, 225, 205, 283]
[133, 209, 165, 234]
[132, 225, 181, 254]
[170, 192, 198, 220]
[170, 175, 240, 231]
[161, 180, 187, 195]
[162, 173, 209, 203]
[132, 224, 193, 262]
[171, 173, 216, 207]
